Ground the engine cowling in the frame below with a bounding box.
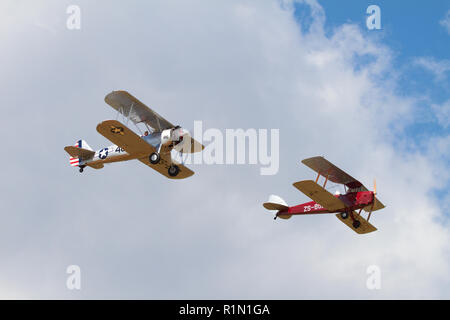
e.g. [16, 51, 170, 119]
[160, 128, 172, 145]
[172, 127, 186, 142]
[160, 127, 188, 146]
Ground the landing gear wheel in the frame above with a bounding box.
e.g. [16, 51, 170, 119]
[340, 212, 349, 219]
[168, 165, 180, 177]
[352, 220, 361, 229]
[79, 167, 84, 173]
[149, 152, 160, 164]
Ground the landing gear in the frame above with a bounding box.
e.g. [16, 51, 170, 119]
[149, 152, 160, 164]
[340, 212, 349, 219]
[168, 165, 180, 177]
[352, 220, 361, 229]
[79, 165, 85, 173]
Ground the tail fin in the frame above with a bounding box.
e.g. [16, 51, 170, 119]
[75, 140, 93, 151]
[263, 195, 291, 220]
[263, 195, 288, 211]
[67, 140, 94, 167]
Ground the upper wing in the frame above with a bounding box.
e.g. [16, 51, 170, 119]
[301, 156, 367, 190]
[293, 180, 346, 211]
[97, 120, 194, 179]
[104, 91, 174, 131]
[64, 146, 95, 160]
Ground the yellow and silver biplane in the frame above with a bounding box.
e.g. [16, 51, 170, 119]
[64, 91, 204, 179]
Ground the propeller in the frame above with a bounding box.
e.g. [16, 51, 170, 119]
[373, 178, 377, 195]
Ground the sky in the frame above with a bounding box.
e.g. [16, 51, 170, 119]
[0, 0, 449, 299]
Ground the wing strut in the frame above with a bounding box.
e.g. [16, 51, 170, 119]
[323, 173, 329, 188]
[127, 102, 135, 126]
[156, 117, 161, 131]
[314, 170, 331, 188]
[367, 202, 375, 222]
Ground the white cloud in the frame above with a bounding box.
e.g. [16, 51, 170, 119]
[432, 100, 450, 128]
[413, 57, 450, 81]
[0, 0, 448, 299]
[440, 10, 450, 35]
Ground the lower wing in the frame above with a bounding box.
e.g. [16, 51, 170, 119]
[96, 120, 194, 179]
[138, 155, 194, 179]
[292, 180, 346, 211]
[364, 197, 385, 212]
[336, 212, 377, 234]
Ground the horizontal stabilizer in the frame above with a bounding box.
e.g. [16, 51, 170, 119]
[64, 146, 95, 160]
[277, 213, 292, 219]
[87, 163, 104, 169]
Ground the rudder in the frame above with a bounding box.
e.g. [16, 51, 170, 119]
[75, 140, 93, 151]
[67, 140, 94, 167]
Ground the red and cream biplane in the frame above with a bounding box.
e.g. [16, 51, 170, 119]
[263, 156, 385, 234]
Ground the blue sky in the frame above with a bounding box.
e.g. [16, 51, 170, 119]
[299, 1, 449, 105]
[319, 0, 449, 58]
[295, 0, 449, 178]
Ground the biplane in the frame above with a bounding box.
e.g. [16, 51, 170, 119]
[64, 91, 204, 179]
[263, 156, 385, 234]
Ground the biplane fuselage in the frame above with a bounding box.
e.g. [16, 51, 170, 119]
[263, 156, 386, 234]
[73, 132, 185, 168]
[278, 191, 375, 217]
[65, 91, 204, 179]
